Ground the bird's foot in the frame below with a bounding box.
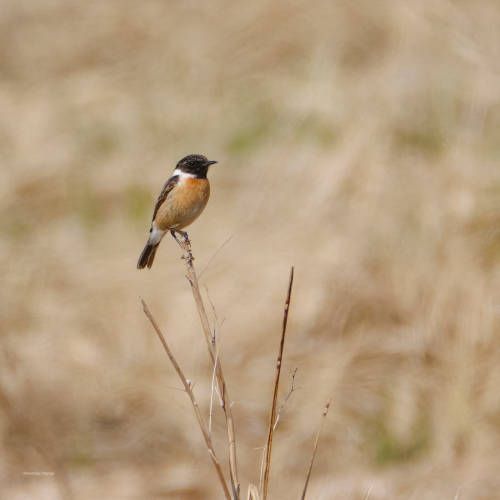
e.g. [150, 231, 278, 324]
[171, 230, 194, 264]
[170, 229, 183, 248]
[179, 231, 189, 245]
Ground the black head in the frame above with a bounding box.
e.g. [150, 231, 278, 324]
[175, 154, 217, 178]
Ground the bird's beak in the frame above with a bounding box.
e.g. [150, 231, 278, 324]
[207, 160, 218, 166]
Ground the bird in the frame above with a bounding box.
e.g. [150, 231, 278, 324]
[137, 154, 217, 269]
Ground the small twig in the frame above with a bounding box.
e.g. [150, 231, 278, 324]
[273, 368, 298, 431]
[260, 266, 295, 500]
[209, 350, 219, 436]
[300, 400, 331, 500]
[363, 485, 373, 500]
[247, 483, 261, 500]
[141, 297, 231, 500]
[172, 231, 240, 499]
[204, 285, 219, 344]
[258, 447, 266, 499]
[257, 368, 297, 491]
[199, 234, 234, 279]
[164, 384, 193, 393]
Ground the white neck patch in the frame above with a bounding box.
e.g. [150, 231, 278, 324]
[173, 169, 197, 179]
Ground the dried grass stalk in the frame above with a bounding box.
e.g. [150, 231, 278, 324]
[247, 483, 261, 500]
[141, 298, 231, 500]
[260, 266, 295, 500]
[300, 401, 331, 500]
[172, 231, 240, 499]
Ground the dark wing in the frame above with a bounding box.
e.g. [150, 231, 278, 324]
[151, 175, 179, 223]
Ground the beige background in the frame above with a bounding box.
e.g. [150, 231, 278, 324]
[1, 1, 500, 498]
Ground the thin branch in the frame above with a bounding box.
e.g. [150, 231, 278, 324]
[260, 266, 295, 500]
[199, 234, 234, 279]
[273, 368, 298, 431]
[204, 285, 221, 435]
[209, 350, 219, 436]
[300, 401, 331, 500]
[363, 486, 373, 500]
[172, 231, 240, 499]
[247, 483, 261, 500]
[204, 284, 222, 343]
[258, 446, 266, 497]
[141, 297, 231, 500]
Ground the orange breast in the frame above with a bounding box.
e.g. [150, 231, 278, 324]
[155, 177, 210, 230]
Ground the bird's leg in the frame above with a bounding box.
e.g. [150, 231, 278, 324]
[170, 229, 184, 248]
[179, 231, 189, 245]
[170, 230, 194, 263]
[180, 231, 194, 264]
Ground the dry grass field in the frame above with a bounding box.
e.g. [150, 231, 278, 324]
[1, 0, 500, 498]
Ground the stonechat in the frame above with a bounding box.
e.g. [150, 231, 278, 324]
[137, 154, 217, 269]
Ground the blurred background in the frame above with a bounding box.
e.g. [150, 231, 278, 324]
[1, 0, 500, 498]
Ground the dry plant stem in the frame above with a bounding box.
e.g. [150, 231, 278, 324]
[273, 367, 298, 431]
[208, 352, 219, 436]
[260, 266, 295, 500]
[141, 298, 232, 500]
[247, 484, 260, 500]
[300, 401, 331, 500]
[172, 231, 240, 499]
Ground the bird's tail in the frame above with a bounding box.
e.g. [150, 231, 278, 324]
[137, 242, 159, 269]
